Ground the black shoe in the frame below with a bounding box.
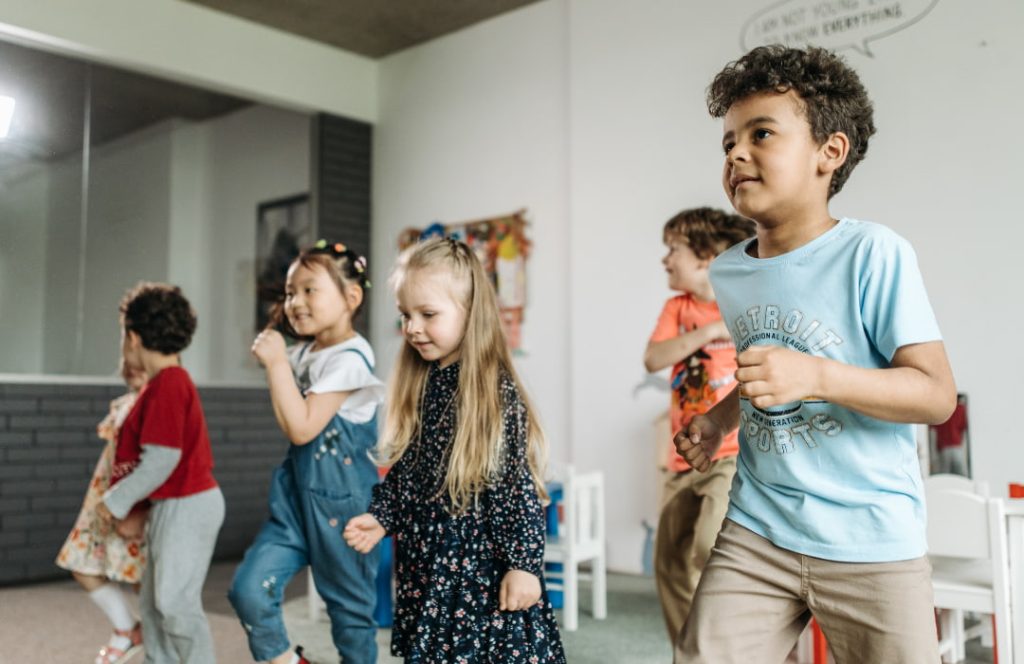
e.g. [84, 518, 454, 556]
[295, 646, 310, 664]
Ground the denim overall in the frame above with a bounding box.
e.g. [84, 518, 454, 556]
[229, 349, 381, 664]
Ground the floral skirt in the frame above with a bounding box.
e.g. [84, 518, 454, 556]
[55, 441, 147, 584]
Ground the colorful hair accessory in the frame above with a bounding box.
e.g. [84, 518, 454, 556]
[314, 239, 328, 249]
[334, 243, 347, 253]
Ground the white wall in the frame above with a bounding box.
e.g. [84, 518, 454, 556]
[78, 124, 173, 376]
[1, 105, 309, 379]
[200, 105, 311, 383]
[372, 1, 571, 463]
[0, 165, 47, 372]
[42, 155, 89, 374]
[0, 0, 376, 121]
[168, 121, 215, 379]
[375, 0, 1024, 572]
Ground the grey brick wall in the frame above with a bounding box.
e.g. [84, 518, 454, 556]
[313, 112, 372, 339]
[0, 381, 285, 586]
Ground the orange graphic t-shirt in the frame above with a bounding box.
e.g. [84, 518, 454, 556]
[650, 294, 739, 472]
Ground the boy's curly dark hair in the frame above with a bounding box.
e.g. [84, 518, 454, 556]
[119, 282, 197, 354]
[707, 45, 876, 198]
[664, 207, 756, 259]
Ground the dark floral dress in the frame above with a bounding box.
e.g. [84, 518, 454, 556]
[369, 362, 566, 663]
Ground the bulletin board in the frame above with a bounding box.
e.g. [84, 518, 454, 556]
[398, 209, 532, 352]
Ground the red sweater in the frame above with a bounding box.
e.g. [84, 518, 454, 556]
[114, 366, 218, 499]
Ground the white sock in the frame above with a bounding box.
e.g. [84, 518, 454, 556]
[288, 653, 301, 664]
[88, 583, 136, 632]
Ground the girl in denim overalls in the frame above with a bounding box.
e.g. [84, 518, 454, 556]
[229, 241, 384, 664]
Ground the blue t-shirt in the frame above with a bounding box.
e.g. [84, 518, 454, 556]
[710, 218, 942, 562]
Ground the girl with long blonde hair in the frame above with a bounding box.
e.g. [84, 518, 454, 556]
[344, 237, 565, 662]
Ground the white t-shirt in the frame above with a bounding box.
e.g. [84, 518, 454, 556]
[287, 334, 385, 424]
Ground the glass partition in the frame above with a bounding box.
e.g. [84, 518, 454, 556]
[0, 38, 312, 382]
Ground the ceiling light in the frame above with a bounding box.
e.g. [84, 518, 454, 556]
[0, 96, 15, 139]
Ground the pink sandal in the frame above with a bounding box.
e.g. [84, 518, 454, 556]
[94, 623, 143, 664]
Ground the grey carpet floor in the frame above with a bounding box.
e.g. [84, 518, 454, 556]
[0, 562, 993, 663]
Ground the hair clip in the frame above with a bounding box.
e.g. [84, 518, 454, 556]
[312, 239, 350, 257]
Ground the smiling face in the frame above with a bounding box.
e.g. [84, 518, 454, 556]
[284, 261, 356, 345]
[721, 90, 829, 228]
[397, 267, 468, 367]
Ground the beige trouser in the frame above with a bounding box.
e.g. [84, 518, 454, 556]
[655, 456, 737, 643]
[675, 519, 941, 664]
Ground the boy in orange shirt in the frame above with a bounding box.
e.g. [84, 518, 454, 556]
[644, 207, 754, 643]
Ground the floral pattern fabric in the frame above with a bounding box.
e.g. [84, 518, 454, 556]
[56, 393, 148, 583]
[369, 362, 566, 663]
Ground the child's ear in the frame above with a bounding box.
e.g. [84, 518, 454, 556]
[818, 131, 850, 176]
[345, 283, 364, 311]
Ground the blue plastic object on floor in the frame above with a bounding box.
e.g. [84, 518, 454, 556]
[545, 483, 563, 536]
[544, 483, 564, 609]
[544, 561, 564, 609]
[374, 536, 393, 627]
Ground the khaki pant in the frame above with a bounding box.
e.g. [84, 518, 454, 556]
[675, 519, 940, 664]
[655, 456, 737, 643]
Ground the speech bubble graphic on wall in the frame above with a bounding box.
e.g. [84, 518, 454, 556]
[741, 0, 939, 57]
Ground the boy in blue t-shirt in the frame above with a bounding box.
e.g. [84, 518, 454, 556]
[674, 46, 957, 663]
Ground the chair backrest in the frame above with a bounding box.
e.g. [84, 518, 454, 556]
[925, 475, 1014, 662]
[925, 474, 1002, 560]
[549, 465, 605, 560]
[566, 470, 604, 556]
[926, 472, 989, 497]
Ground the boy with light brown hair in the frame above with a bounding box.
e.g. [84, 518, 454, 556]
[644, 206, 753, 643]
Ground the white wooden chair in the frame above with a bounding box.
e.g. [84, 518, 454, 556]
[926, 473, 1012, 663]
[543, 465, 607, 631]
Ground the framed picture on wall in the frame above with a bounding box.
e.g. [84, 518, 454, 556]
[255, 193, 312, 332]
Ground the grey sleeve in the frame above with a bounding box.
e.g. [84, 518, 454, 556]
[102, 444, 182, 519]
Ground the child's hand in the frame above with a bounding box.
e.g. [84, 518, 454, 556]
[736, 345, 822, 410]
[499, 570, 541, 612]
[343, 513, 385, 553]
[676, 414, 724, 473]
[96, 501, 113, 523]
[95, 501, 115, 536]
[251, 329, 288, 368]
[115, 517, 145, 541]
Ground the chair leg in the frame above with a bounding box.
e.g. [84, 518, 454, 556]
[980, 613, 994, 647]
[564, 562, 579, 631]
[936, 609, 956, 664]
[953, 610, 966, 663]
[591, 554, 607, 620]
